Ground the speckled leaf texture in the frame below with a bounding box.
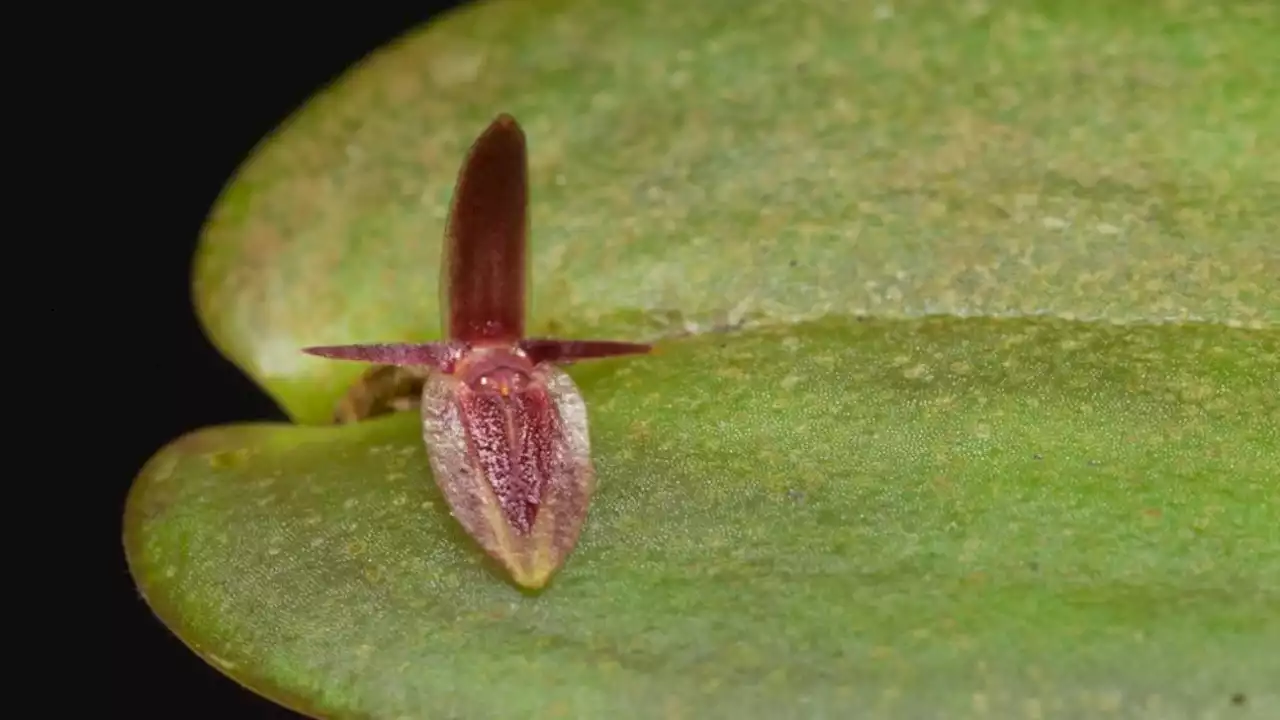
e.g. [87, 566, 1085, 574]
[125, 1, 1279, 718]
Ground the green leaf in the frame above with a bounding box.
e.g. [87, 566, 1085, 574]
[128, 0, 1280, 717]
[192, 0, 1279, 424]
[129, 319, 1278, 718]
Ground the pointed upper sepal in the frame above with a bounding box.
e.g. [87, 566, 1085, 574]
[442, 114, 529, 344]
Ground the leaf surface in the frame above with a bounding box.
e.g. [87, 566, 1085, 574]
[129, 1, 1280, 717]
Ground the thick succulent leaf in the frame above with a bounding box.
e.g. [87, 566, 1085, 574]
[127, 319, 1278, 718]
[131, 0, 1280, 717]
[193, 0, 1279, 423]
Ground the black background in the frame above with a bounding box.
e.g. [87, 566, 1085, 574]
[110, 4, 468, 717]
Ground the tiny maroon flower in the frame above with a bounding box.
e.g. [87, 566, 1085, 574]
[303, 114, 650, 588]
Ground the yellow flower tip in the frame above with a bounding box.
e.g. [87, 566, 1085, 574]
[507, 559, 559, 590]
